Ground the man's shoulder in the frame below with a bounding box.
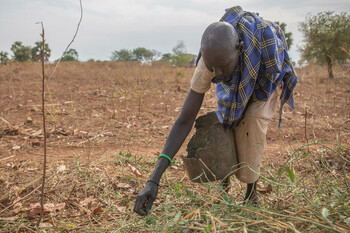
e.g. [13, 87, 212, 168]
[260, 19, 285, 43]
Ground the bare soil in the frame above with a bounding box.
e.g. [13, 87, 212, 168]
[0, 62, 349, 231]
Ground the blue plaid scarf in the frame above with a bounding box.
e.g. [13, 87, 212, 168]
[210, 6, 297, 127]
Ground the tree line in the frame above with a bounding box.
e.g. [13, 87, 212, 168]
[0, 41, 79, 64]
[0, 11, 349, 78]
[110, 40, 196, 66]
[0, 40, 196, 67]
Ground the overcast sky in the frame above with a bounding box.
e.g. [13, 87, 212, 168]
[1, 0, 349, 62]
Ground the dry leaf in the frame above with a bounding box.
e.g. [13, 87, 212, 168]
[32, 129, 43, 137]
[257, 184, 273, 194]
[90, 167, 102, 171]
[39, 223, 53, 229]
[92, 205, 103, 214]
[55, 127, 70, 136]
[79, 196, 95, 208]
[31, 140, 41, 146]
[116, 206, 127, 213]
[26, 117, 33, 124]
[7, 163, 20, 170]
[28, 203, 65, 217]
[12, 145, 21, 150]
[125, 163, 143, 177]
[74, 129, 88, 137]
[102, 132, 114, 137]
[116, 183, 132, 189]
[27, 167, 38, 172]
[13, 197, 23, 213]
[57, 165, 66, 172]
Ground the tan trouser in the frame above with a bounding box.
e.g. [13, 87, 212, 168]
[233, 88, 279, 184]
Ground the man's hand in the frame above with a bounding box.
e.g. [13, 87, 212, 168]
[133, 181, 158, 216]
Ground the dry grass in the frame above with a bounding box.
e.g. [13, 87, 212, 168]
[0, 62, 349, 232]
[0, 143, 348, 232]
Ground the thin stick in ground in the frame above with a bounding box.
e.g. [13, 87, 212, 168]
[37, 22, 47, 228]
[34, 1, 83, 226]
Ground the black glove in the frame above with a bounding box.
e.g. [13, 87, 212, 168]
[133, 181, 158, 216]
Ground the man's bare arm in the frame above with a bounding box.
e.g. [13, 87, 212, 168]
[149, 89, 204, 183]
[133, 89, 204, 216]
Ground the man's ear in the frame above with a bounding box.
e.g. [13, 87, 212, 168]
[236, 41, 244, 55]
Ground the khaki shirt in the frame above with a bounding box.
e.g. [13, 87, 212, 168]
[190, 57, 215, 93]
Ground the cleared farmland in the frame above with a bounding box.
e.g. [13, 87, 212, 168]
[0, 61, 349, 232]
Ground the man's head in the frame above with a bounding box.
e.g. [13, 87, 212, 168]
[201, 22, 243, 79]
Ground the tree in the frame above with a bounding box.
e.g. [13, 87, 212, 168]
[60, 48, 79, 61]
[31, 41, 51, 62]
[161, 53, 172, 63]
[11, 41, 32, 62]
[132, 47, 152, 62]
[170, 41, 196, 66]
[275, 21, 293, 49]
[111, 49, 133, 61]
[298, 11, 350, 78]
[0, 51, 10, 64]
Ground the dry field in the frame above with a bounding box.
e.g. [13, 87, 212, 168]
[0, 61, 349, 232]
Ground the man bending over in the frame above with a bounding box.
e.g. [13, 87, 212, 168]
[134, 6, 297, 216]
